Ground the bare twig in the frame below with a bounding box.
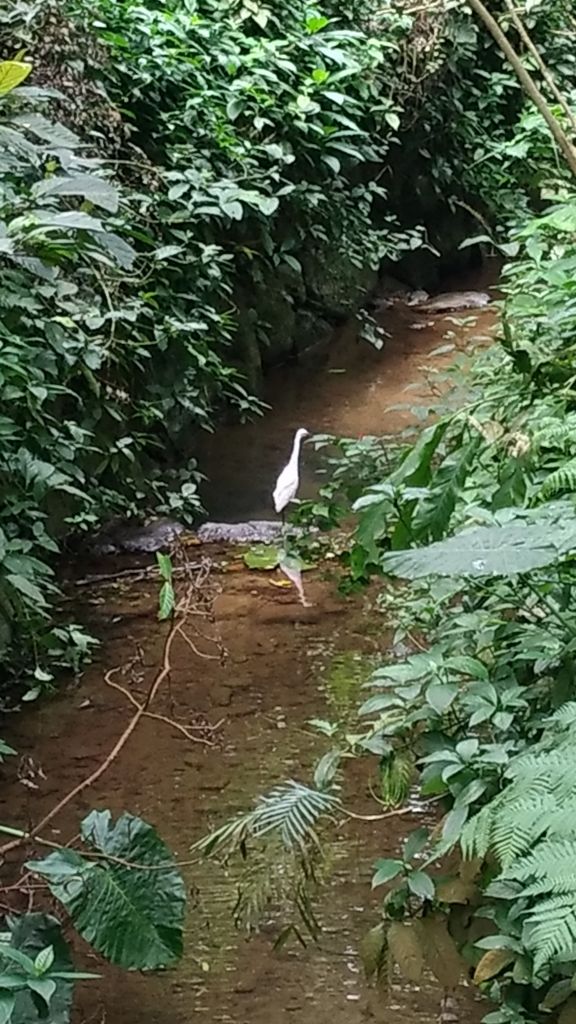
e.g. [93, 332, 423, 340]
[0, 597, 185, 860]
[105, 666, 219, 746]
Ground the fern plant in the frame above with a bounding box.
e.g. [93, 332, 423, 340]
[461, 708, 576, 979]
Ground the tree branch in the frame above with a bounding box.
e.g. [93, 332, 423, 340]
[465, 0, 576, 178]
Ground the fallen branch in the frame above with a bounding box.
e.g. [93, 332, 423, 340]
[0, 596, 184, 861]
[105, 665, 220, 746]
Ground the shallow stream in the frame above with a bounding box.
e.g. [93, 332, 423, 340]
[0, 267, 498, 1024]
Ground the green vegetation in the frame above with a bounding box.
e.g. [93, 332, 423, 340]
[194, 8, 576, 1024]
[4, 0, 576, 1021]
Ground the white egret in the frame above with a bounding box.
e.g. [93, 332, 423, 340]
[273, 428, 309, 522]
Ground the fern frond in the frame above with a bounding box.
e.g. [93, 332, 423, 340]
[545, 702, 576, 730]
[506, 837, 576, 887]
[461, 804, 495, 859]
[532, 415, 576, 451]
[491, 795, 554, 866]
[461, 730, 576, 974]
[524, 894, 576, 973]
[539, 456, 576, 499]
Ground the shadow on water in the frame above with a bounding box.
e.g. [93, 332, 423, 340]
[0, 266, 499, 1024]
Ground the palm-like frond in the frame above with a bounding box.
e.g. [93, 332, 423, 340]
[194, 781, 340, 857]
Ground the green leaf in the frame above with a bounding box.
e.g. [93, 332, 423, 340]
[11, 113, 79, 149]
[372, 858, 404, 887]
[359, 923, 386, 980]
[426, 682, 458, 714]
[407, 870, 435, 900]
[381, 507, 576, 579]
[26, 811, 186, 970]
[540, 980, 573, 1011]
[32, 175, 119, 213]
[385, 111, 400, 130]
[403, 827, 429, 863]
[32, 947, 54, 976]
[156, 553, 173, 583]
[5, 913, 76, 1024]
[306, 15, 329, 33]
[0, 979, 25, 993]
[0, 991, 14, 1024]
[0, 950, 35, 974]
[158, 581, 175, 621]
[456, 739, 479, 761]
[0, 61, 32, 95]
[32, 211, 104, 233]
[26, 979, 55, 1008]
[442, 806, 469, 845]
[5, 575, 47, 607]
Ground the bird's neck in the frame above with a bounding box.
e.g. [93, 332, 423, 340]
[289, 433, 304, 468]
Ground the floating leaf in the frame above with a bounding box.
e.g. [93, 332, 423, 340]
[243, 544, 280, 570]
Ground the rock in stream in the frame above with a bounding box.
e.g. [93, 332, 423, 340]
[89, 518, 297, 555]
[196, 520, 291, 545]
[411, 290, 491, 312]
[89, 518, 186, 555]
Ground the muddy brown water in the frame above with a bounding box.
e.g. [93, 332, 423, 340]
[0, 266, 498, 1024]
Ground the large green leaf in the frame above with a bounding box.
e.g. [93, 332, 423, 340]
[32, 175, 119, 214]
[381, 508, 576, 579]
[10, 114, 79, 149]
[26, 812, 186, 970]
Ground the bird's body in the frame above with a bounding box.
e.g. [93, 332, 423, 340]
[273, 428, 309, 518]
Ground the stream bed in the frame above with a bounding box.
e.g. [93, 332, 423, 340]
[0, 267, 497, 1024]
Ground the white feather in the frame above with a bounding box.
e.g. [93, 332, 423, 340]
[272, 428, 309, 514]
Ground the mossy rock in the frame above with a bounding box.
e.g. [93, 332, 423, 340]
[294, 309, 333, 357]
[303, 249, 377, 319]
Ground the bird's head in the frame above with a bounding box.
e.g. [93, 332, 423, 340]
[296, 428, 310, 443]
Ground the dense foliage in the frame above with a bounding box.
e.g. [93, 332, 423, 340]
[202, 194, 576, 1022]
[192, 8, 576, 1024]
[3, 0, 570, 692]
[4, 0, 576, 1020]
